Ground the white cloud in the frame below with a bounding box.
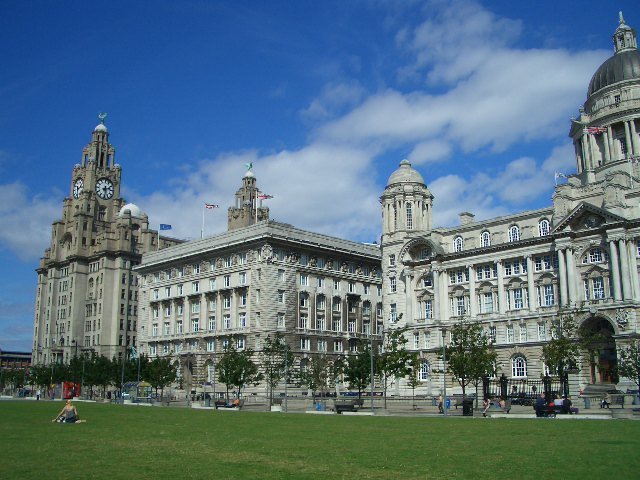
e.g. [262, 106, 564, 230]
[132, 142, 382, 244]
[0, 182, 60, 261]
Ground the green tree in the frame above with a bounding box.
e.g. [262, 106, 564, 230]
[542, 315, 580, 396]
[145, 357, 177, 399]
[217, 341, 262, 399]
[343, 342, 371, 399]
[405, 353, 423, 409]
[377, 328, 414, 408]
[618, 339, 640, 393]
[259, 334, 293, 406]
[446, 321, 497, 399]
[298, 354, 330, 405]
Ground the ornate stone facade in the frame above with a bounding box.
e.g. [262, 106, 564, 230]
[381, 15, 640, 396]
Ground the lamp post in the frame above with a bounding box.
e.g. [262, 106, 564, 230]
[72, 340, 79, 392]
[441, 327, 448, 418]
[370, 333, 375, 413]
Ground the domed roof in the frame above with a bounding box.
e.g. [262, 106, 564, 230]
[386, 159, 425, 187]
[94, 123, 108, 132]
[588, 49, 640, 96]
[244, 170, 255, 178]
[119, 203, 145, 218]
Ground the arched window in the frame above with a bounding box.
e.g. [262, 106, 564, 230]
[508, 225, 520, 242]
[480, 231, 491, 247]
[538, 219, 550, 237]
[453, 236, 464, 252]
[419, 360, 430, 381]
[406, 202, 413, 230]
[511, 356, 527, 378]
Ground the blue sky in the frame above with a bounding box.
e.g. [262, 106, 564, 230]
[0, 0, 636, 351]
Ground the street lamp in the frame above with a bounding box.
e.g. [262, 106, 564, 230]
[441, 327, 448, 418]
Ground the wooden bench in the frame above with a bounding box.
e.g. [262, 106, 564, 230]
[215, 399, 244, 409]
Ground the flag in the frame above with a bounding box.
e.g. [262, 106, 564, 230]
[586, 126, 606, 134]
[258, 194, 273, 200]
[205, 203, 219, 209]
[555, 172, 568, 181]
[159, 224, 172, 230]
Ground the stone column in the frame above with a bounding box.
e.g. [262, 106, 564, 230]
[440, 268, 449, 321]
[496, 260, 506, 314]
[619, 239, 632, 300]
[624, 121, 633, 158]
[603, 129, 611, 163]
[468, 265, 477, 318]
[405, 270, 414, 324]
[558, 249, 568, 306]
[526, 255, 535, 311]
[627, 239, 640, 298]
[607, 125, 615, 160]
[432, 267, 440, 322]
[588, 133, 599, 167]
[630, 120, 640, 157]
[581, 133, 591, 169]
[609, 240, 622, 301]
[566, 248, 577, 305]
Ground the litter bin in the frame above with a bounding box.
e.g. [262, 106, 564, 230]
[583, 397, 590, 409]
[462, 399, 474, 416]
[205, 398, 211, 407]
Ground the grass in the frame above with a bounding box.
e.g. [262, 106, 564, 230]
[1, 400, 638, 479]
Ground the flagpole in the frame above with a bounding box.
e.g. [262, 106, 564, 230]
[157, 230, 159, 251]
[201, 205, 204, 239]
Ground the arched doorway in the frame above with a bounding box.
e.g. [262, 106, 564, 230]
[579, 317, 617, 385]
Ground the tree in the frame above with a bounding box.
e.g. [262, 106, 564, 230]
[618, 339, 640, 393]
[377, 328, 414, 408]
[298, 354, 330, 405]
[446, 321, 497, 399]
[405, 353, 423, 409]
[343, 342, 371, 399]
[259, 334, 293, 406]
[145, 357, 177, 399]
[217, 341, 262, 399]
[542, 315, 580, 397]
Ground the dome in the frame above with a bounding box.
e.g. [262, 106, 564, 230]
[244, 170, 255, 178]
[587, 49, 640, 96]
[386, 159, 425, 187]
[94, 123, 108, 132]
[119, 203, 145, 218]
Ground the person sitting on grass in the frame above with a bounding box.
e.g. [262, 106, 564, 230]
[52, 399, 85, 423]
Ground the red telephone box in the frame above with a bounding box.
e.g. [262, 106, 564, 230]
[63, 382, 81, 399]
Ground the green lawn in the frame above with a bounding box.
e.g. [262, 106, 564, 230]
[1, 401, 637, 479]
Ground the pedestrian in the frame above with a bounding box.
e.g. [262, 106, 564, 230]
[482, 397, 491, 417]
[534, 392, 546, 417]
[438, 395, 444, 413]
[600, 392, 610, 409]
[36, 388, 41, 401]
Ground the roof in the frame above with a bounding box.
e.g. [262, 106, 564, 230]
[387, 159, 425, 187]
[588, 49, 640, 97]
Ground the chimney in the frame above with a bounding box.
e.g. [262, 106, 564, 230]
[459, 212, 475, 226]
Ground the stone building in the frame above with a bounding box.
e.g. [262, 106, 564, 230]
[32, 118, 181, 366]
[381, 14, 640, 396]
[136, 171, 382, 393]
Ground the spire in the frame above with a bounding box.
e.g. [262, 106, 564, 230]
[613, 11, 637, 53]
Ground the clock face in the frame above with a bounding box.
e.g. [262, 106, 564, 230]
[73, 178, 84, 199]
[96, 178, 114, 200]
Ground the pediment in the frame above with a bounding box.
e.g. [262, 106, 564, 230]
[551, 202, 625, 234]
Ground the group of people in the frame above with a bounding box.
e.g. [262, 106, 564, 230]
[481, 397, 507, 417]
[534, 393, 578, 416]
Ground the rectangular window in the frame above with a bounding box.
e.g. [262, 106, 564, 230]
[544, 284, 555, 306]
[489, 326, 497, 344]
[317, 339, 327, 352]
[364, 284, 370, 295]
[317, 276, 325, 288]
[152, 324, 158, 337]
[413, 333, 420, 349]
[390, 303, 397, 322]
[153, 289, 159, 300]
[239, 313, 247, 328]
[481, 292, 493, 313]
[506, 325, 514, 343]
[300, 274, 308, 286]
[333, 279, 341, 290]
[192, 319, 199, 333]
[348, 321, 356, 333]
[224, 275, 231, 287]
[278, 269, 285, 282]
[424, 300, 433, 319]
[456, 296, 466, 316]
[223, 295, 231, 309]
[332, 318, 341, 332]
[177, 320, 183, 334]
[593, 277, 605, 299]
[333, 340, 343, 352]
[513, 289, 523, 310]
[208, 316, 216, 331]
[537, 323, 546, 341]
[177, 304, 183, 316]
[239, 272, 247, 285]
[239, 291, 247, 306]
[165, 287, 171, 297]
[390, 277, 397, 293]
[207, 340, 215, 352]
[177, 284, 183, 295]
[223, 315, 231, 329]
[278, 290, 285, 303]
[519, 325, 527, 342]
[191, 301, 200, 314]
[348, 282, 356, 293]
[299, 314, 309, 329]
[300, 338, 310, 351]
[237, 337, 245, 349]
[277, 313, 285, 328]
[316, 316, 326, 330]
[192, 282, 199, 293]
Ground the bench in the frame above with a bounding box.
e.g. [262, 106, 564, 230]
[334, 399, 364, 414]
[534, 403, 577, 417]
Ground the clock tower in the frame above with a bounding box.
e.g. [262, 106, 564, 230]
[32, 116, 182, 367]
